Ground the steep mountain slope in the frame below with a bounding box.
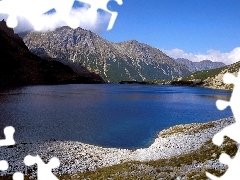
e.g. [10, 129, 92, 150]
[179, 61, 240, 90]
[175, 58, 225, 72]
[23, 26, 191, 83]
[0, 20, 104, 87]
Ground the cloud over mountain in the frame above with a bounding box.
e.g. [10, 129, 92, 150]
[0, 5, 111, 33]
[162, 47, 240, 65]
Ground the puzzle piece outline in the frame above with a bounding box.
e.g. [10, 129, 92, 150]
[206, 149, 240, 179]
[0, 126, 25, 180]
[0, 0, 123, 30]
[0, 0, 57, 30]
[0, 126, 15, 171]
[0, 126, 15, 147]
[0, 126, 60, 180]
[76, 0, 123, 30]
[24, 155, 60, 180]
[206, 69, 240, 179]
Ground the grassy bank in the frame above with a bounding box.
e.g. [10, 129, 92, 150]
[57, 137, 237, 179]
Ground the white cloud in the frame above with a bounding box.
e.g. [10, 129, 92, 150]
[162, 48, 240, 65]
[30, 7, 111, 33]
[0, 0, 117, 33]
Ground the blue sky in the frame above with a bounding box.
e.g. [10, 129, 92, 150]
[103, 0, 240, 53]
[1, 0, 239, 64]
[101, 0, 240, 64]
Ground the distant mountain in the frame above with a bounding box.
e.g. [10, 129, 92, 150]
[23, 26, 191, 83]
[175, 58, 225, 72]
[0, 20, 104, 87]
[179, 61, 240, 90]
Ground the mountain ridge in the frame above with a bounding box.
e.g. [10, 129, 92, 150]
[175, 58, 226, 72]
[23, 26, 191, 83]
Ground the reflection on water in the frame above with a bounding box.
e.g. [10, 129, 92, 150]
[199, 94, 231, 101]
[0, 84, 232, 149]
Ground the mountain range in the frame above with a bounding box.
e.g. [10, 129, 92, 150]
[175, 58, 226, 72]
[1, 20, 231, 87]
[23, 26, 191, 83]
[0, 20, 104, 87]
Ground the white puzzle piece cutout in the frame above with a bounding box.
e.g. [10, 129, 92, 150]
[206, 150, 240, 179]
[206, 69, 240, 179]
[0, 126, 15, 147]
[12, 172, 24, 180]
[24, 155, 60, 180]
[76, 0, 123, 30]
[0, 126, 15, 171]
[0, 126, 24, 180]
[0, 0, 123, 30]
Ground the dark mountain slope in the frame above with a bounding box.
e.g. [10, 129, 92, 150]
[0, 20, 104, 87]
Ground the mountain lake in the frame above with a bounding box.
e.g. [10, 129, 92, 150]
[0, 84, 232, 149]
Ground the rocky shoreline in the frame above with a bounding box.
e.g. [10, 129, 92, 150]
[0, 117, 235, 178]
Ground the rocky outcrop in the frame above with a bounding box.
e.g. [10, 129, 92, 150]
[177, 61, 240, 90]
[175, 58, 225, 72]
[23, 27, 191, 83]
[199, 62, 240, 90]
[202, 62, 240, 90]
[0, 20, 104, 87]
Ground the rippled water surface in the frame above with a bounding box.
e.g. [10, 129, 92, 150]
[0, 84, 232, 149]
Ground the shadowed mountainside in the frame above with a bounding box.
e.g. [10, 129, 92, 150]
[0, 20, 104, 87]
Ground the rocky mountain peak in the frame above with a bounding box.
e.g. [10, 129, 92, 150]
[23, 27, 191, 83]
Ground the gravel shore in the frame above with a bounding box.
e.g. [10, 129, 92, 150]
[0, 117, 235, 177]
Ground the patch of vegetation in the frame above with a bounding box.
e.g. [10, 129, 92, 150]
[181, 68, 224, 81]
[180, 61, 240, 82]
[159, 121, 215, 138]
[56, 137, 237, 180]
[0, 136, 237, 179]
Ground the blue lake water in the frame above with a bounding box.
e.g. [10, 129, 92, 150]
[0, 84, 232, 149]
